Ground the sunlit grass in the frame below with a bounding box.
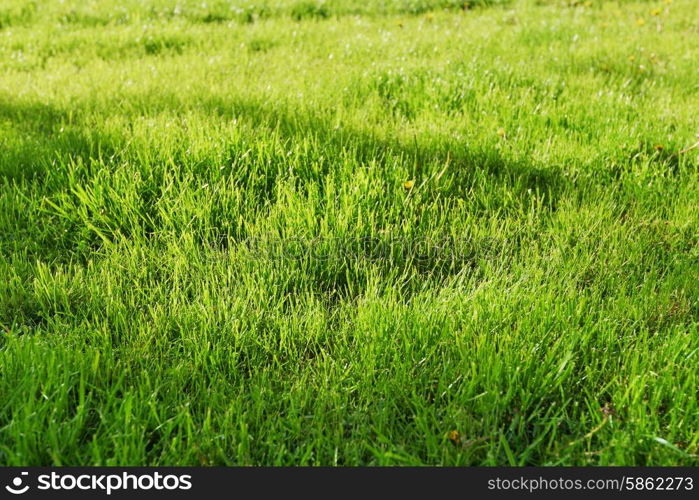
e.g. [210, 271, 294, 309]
[0, 0, 697, 465]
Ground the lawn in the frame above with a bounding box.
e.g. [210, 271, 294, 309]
[0, 0, 697, 466]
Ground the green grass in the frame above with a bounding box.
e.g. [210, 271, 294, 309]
[1, 0, 698, 466]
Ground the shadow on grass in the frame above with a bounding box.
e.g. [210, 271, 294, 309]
[1, 93, 563, 304]
[0, 98, 123, 183]
[200, 94, 566, 210]
[1, 93, 565, 202]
